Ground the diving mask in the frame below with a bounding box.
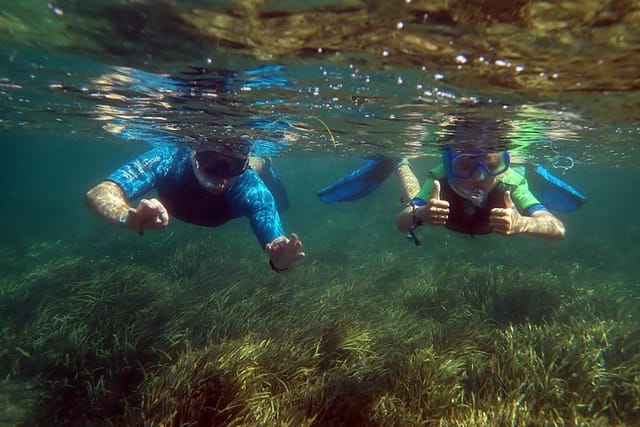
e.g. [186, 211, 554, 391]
[191, 149, 249, 192]
[445, 149, 510, 180]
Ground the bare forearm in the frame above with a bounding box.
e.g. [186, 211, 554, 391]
[397, 206, 417, 233]
[396, 160, 421, 202]
[85, 181, 130, 225]
[519, 212, 566, 240]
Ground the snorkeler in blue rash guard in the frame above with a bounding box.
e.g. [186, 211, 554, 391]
[85, 144, 305, 273]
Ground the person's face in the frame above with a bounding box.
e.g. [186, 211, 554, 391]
[446, 150, 510, 193]
[191, 150, 247, 194]
[199, 175, 237, 194]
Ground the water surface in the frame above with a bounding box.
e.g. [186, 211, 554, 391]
[1, 1, 639, 425]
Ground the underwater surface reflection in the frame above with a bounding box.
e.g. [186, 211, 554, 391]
[1, 1, 640, 425]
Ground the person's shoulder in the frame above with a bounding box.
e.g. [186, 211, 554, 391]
[137, 144, 184, 160]
[239, 167, 261, 180]
[234, 168, 267, 190]
[500, 167, 526, 185]
[159, 144, 187, 158]
[428, 163, 446, 179]
[228, 169, 274, 209]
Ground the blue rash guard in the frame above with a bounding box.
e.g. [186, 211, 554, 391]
[106, 145, 285, 248]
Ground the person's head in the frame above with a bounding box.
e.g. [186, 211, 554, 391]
[438, 116, 512, 206]
[191, 144, 251, 193]
[443, 146, 510, 206]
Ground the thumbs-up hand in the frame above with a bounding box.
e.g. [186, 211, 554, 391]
[489, 191, 524, 235]
[423, 180, 449, 226]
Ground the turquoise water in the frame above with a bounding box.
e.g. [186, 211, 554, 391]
[2, 1, 640, 425]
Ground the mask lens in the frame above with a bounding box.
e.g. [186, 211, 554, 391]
[449, 151, 509, 179]
[450, 154, 479, 178]
[197, 151, 247, 179]
[484, 151, 509, 175]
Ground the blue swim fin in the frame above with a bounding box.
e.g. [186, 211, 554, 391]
[532, 165, 587, 212]
[317, 156, 398, 203]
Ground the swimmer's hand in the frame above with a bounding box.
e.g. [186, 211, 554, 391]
[491, 191, 565, 239]
[266, 233, 305, 272]
[422, 180, 449, 226]
[122, 198, 170, 231]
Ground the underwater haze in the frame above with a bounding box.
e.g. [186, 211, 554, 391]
[1, 1, 640, 425]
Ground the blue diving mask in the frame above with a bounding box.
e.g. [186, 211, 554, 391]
[444, 148, 510, 180]
[443, 148, 510, 206]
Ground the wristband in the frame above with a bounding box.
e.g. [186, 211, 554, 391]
[406, 203, 423, 246]
[412, 204, 425, 226]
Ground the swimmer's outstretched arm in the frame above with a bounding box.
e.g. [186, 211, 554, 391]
[490, 191, 565, 240]
[86, 181, 169, 231]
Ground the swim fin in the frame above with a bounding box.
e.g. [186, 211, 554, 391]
[532, 165, 587, 212]
[317, 156, 398, 203]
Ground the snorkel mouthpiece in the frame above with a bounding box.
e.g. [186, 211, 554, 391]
[449, 179, 487, 207]
[468, 188, 487, 207]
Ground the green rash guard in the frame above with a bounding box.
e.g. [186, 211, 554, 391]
[412, 164, 547, 236]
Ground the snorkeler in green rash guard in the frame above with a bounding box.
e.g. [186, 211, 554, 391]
[396, 146, 566, 242]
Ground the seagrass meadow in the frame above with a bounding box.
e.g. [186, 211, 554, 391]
[1, 179, 639, 426]
[3, 0, 640, 425]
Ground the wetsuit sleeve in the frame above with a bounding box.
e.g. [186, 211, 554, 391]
[412, 164, 445, 204]
[106, 146, 178, 200]
[227, 170, 285, 248]
[502, 169, 547, 215]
